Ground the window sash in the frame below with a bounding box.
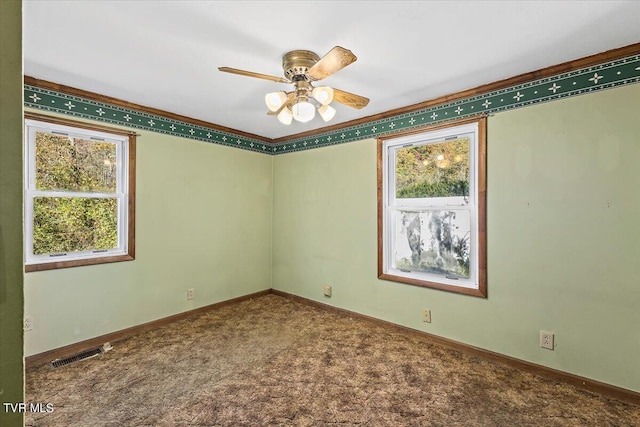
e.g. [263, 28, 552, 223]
[385, 206, 478, 289]
[25, 194, 127, 261]
[24, 119, 130, 266]
[388, 130, 477, 208]
[26, 124, 126, 193]
[380, 121, 482, 292]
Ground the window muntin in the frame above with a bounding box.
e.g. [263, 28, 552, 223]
[25, 116, 135, 271]
[379, 119, 486, 297]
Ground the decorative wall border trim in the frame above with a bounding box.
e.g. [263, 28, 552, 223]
[273, 54, 639, 154]
[24, 43, 640, 156]
[24, 82, 271, 154]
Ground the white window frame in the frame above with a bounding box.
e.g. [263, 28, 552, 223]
[24, 115, 135, 271]
[378, 118, 487, 297]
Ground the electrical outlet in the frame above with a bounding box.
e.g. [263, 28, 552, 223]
[540, 331, 554, 350]
[323, 285, 332, 297]
[187, 288, 195, 300]
[24, 315, 33, 331]
[422, 309, 431, 323]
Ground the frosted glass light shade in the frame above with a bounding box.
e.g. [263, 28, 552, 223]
[311, 86, 334, 105]
[277, 107, 293, 125]
[265, 91, 287, 112]
[318, 104, 336, 122]
[292, 101, 315, 123]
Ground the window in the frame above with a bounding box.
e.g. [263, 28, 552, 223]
[24, 114, 136, 272]
[378, 118, 486, 297]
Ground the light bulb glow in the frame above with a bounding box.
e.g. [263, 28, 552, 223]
[318, 104, 336, 122]
[277, 107, 293, 125]
[292, 101, 315, 123]
[311, 86, 334, 105]
[435, 154, 449, 168]
[265, 91, 287, 112]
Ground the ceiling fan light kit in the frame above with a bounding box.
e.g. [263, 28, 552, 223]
[291, 99, 315, 123]
[219, 46, 369, 126]
[318, 104, 336, 122]
[312, 86, 334, 105]
[277, 107, 293, 125]
[265, 91, 287, 112]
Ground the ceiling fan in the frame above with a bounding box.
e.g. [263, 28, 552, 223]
[219, 46, 369, 125]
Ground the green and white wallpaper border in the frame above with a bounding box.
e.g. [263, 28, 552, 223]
[25, 53, 640, 155]
[24, 86, 270, 153]
[275, 54, 640, 153]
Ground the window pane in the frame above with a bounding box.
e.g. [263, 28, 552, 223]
[35, 132, 117, 193]
[395, 138, 469, 199]
[394, 210, 471, 279]
[33, 197, 118, 255]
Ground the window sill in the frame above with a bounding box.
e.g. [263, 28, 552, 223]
[25, 254, 135, 273]
[378, 272, 487, 298]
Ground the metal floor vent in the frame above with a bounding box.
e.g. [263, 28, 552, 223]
[50, 342, 113, 369]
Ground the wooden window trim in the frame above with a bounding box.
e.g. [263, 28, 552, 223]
[377, 116, 487, 297]
[24, 112, 136, 272]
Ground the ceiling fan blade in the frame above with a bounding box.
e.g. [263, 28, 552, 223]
[267, 92, 296, 115]
[307, 46, 357, 81]
[332, 88, 369, 109]
[218, 67, 289, 83]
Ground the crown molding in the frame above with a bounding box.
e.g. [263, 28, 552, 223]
[24, 43, 640, 155]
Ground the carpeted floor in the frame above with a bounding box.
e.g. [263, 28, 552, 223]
[25, 294, 639, 426]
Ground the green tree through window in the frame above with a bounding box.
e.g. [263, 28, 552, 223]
[33, 133, 118, 255]
[395, 138, 470, 198]
[25, 115, 136, 271]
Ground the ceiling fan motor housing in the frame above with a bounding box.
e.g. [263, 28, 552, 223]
[283, 50, 320, 81]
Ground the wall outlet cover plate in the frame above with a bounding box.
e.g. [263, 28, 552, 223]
[540, 331, 554, 350]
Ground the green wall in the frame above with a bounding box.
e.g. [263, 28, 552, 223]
[15, 24, 639, 396]
[0, 1, 24, 425]
[24, 115, 273, 356]
[272, 83, 640, 392]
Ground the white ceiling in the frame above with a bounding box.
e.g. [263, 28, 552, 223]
[23, 1, 640, 140]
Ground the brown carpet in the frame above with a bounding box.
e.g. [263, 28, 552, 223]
[25, 294, 639, 426]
